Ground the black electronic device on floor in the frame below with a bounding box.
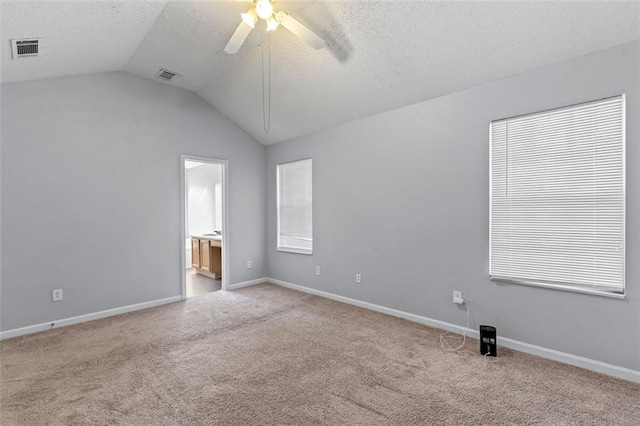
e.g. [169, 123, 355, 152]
[479, 325, 497, 357]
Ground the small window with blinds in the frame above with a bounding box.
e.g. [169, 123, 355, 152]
[277, 158, 313, 255]
[490, 96, 625, 297]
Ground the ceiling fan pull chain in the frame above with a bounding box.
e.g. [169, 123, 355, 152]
[262, 30, 271, 133]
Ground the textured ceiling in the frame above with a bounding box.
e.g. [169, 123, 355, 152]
[0, 1, 166, 83]
[2, 1, 639, 145]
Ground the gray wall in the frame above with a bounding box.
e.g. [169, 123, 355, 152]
[1, 71, 266, 331]
[266, 41, 639, 370]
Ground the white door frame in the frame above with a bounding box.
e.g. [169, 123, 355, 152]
[180, 154, 230, 298]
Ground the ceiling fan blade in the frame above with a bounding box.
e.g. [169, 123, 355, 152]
[278, 13, 327, 50]
[224, 21, 253, 54]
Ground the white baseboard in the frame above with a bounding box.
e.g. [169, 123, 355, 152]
[228, 277, 267, 290]
[0, 278, 262, 340]
[0, 295, 183, 340]
[266, 278, 640, 384]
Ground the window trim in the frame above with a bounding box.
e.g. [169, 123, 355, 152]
[489, 95, 626, 299]
[276, 158, 313, 256]
[277, 245, 314, 256]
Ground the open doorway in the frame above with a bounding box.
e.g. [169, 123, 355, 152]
[181, 155, 229, 298]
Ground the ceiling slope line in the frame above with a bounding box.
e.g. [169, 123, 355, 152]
[121, 1, 171, 74]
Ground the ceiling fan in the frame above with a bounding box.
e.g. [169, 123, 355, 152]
[224, 0, 327, 54]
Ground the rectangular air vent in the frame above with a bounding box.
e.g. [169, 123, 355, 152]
[11, 39, 39, 58]
[155, 69, 179, 81]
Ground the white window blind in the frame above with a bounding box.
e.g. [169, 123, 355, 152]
[490, 96, 625, 296]
[277, 158, 313, 254]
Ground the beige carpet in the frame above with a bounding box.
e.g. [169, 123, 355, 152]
[1, 284, 639, 425]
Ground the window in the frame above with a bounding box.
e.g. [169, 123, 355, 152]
[490, 96, 625, 296]
[277, 158, 313, 254]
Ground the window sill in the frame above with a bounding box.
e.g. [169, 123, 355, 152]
[490, 276, 625, 299]
[277, 247, 313, 256]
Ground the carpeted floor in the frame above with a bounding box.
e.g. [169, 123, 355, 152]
[1, 284, 639, 425]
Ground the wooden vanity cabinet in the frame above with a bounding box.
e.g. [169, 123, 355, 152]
[210, 240, 222, 277]
[200, 240, 211, 272]
[191, 237, 222, 279]
[191, 239, 200, 268]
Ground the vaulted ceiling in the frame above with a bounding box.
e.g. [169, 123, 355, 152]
[2, 1, 639, 145]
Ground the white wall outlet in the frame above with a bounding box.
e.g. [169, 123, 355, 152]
[315, 266, 321, 276]
[453, 290, 464, 304]
[246, 260, 252, 269]
[356, 273, 362, 284]
[52, 289, 63, 302]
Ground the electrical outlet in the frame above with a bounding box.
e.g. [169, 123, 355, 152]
[246, 260, 252, 269]
[315, 266, 321, 276]
[52, 289, 63, 302]
[356, 273, 362, 284]
[453, 290, 464, 304]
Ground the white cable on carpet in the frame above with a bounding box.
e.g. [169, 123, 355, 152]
[439, 300, 470, 352]
[439, 300, 499, 363]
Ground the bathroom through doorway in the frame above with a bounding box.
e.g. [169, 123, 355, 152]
[181, 156, 229, 298]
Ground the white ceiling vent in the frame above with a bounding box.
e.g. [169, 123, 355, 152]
[155, 69, 179, 82]
[11, 39, 39, 58]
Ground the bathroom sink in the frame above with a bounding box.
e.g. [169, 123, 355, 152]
[201, 233, 222, 240]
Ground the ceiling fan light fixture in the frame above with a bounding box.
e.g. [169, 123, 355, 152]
[241, 8, 258, 28]
[266, 16, 279, 32]
[255, 0, 274, 20]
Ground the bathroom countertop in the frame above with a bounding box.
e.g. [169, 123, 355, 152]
[191, 234, 222, 242]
